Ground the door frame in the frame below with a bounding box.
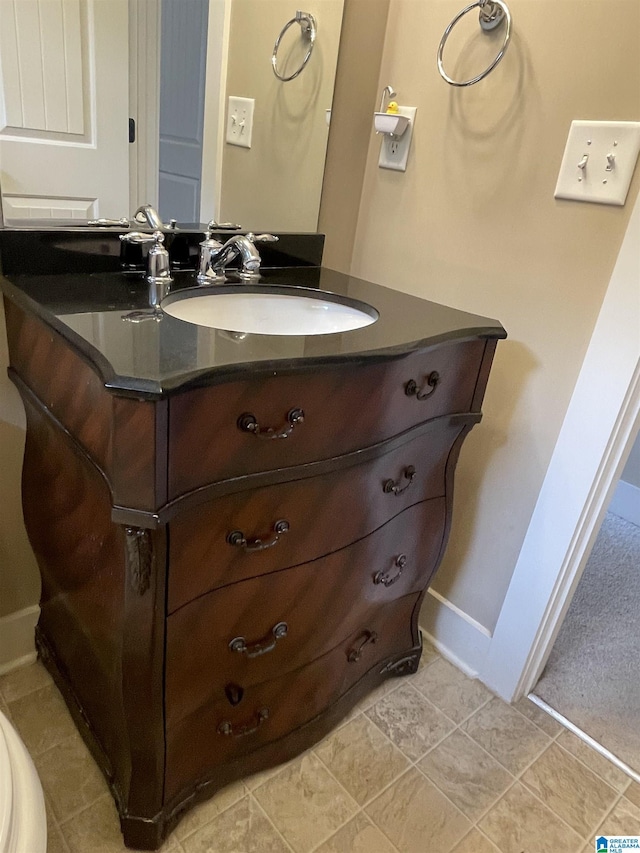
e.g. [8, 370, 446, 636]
[129, 0, 231, 222]
[479, 191, 640, 702]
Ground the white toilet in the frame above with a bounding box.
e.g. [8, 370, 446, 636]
[0, 710, 47, 853]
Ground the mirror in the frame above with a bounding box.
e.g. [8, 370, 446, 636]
[155, 0, 345, 231]
[0, 0, 345, 233]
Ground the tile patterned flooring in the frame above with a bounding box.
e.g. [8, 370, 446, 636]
[1, 643, 639, 853]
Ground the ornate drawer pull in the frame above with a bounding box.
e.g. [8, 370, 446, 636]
[218, 708, 269, 738]
[227, 519, 290, 552]
[347, 630, 378, 663]
[237, 408, 304, 439]
[405, 371, 440, 400]
[383, 465, 416, 495]
[373, 555, 407, 587]
[229, 621, 288, 658]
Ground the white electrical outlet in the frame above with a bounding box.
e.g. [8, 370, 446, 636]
[378, 106, 417, 172]
[226, 96, 254, 149]
[555, 120, 640, 206]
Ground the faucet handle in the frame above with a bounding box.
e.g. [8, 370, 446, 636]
[208, 220, 242, 231]
[121, 231, 173, 293]
[120, 230, 162, 245]
[247, 233, 279, 244]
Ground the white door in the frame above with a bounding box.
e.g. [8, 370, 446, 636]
[158, 0, 209, 223]
[0, 0, 130, 222]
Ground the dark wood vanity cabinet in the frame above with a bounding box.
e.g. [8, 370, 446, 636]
[2, 276, 503, 849]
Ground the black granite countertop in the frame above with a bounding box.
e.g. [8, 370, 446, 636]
[0, 229, 506, 399]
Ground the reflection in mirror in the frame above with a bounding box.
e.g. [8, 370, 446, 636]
[0, 0, 345, 232]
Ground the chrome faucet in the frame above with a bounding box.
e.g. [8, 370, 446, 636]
[120, 230, 173, 309]
[133, 204, 177, 232]
[197, 229, 278, 284]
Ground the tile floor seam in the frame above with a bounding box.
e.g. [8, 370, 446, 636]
[361, 788, 423, 853]
[474, 823, 503, 852]
[517, 746, 621, 839]
[52, 825, 73, 853]
[307, 809, 363, 853]
[45, 795, 73, 853]
[512, 732, 629, 832]
[56, 791, 114, 834]
[402, 711, 462, 764]
[32, 730, 86, 768]
[410, 679, 495, 728]
[465, 716, 553, 778]
[249, 791, 297, 853]
[578, 791, 625, 846]
[503, 776, 595, 845]
[50, 783, 112, 827]
[251, 753, 361, 853]
[306, 808, 398, 853]
[361, 809, 404, 853]
[366, 759, 475, 842]
[176, 781, 249, 842]
[474, 773, 595, 853]
[363, 680, 462, 764]
[313, 742, 410, 816]
[509, 700, 563, 736]
[305, 744, 371, 815]
[555, 734, 633, 794]
[511, 698, 566, 740]
[327, 690, 420, 756]
[412, 751, 515, 831]
[418, 714, 519, 784]
[357, 678, 403, 713]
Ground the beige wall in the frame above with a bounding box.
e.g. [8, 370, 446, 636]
[0, 298, 39, 618]
[221, 0, 344, 232]
[342, 0, 640, 632]
[319, 0, 390, 270]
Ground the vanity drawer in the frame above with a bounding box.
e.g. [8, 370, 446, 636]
[167, 339, 486, 497]
[165, 499, 445, 728]
[168, 419, 464, 611]
[165, 592, 420, 800]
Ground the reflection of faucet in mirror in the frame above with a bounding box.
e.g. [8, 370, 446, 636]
[197, 231, 279, 284]
[133, 204, 177, 232]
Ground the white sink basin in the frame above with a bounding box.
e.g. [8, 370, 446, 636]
[161, 286, 379, 336]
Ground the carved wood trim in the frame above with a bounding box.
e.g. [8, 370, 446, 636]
[125, 527, 153, 596]
[379, 654, 420, 676]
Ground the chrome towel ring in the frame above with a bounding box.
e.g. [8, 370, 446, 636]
[437, 0, 512, 87]
[272, 10, 317, 82]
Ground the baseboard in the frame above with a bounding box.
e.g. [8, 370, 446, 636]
[420, 589, 492, 679]
[609, 479, 640, 527]
[0, 605, 39, 675]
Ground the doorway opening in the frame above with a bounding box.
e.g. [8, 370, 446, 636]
[529, 422, 640, 782]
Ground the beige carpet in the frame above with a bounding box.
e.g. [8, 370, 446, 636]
[532, 511, 640, 773]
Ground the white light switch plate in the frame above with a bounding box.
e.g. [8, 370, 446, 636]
[226, 96, 254, 148]
[378, 106, 417, 172]
[554, 120, 640, 205]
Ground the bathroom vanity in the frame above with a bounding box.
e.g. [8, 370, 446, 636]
[0, 228, 505, 849]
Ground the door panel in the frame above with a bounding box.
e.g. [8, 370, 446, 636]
[0, 0, 129, 221]
[158, 0, 208, 223]
[2, 196, 97, 221]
